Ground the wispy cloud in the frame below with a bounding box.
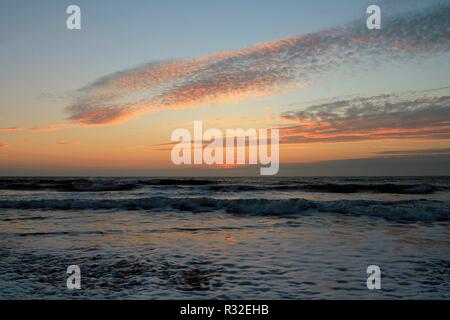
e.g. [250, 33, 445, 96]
[376, 148, 450, 156]
[0, 123, 76, 133]
[280, 89, 450, 143]
[0, 142, 9, 149]
[65, 2, 450, 126]
[29, 124, 77, 132]
[56, 140, 80, 145]
[0, 127, 22, 132]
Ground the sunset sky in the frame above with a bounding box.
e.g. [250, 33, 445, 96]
[1, 0, 450, 176]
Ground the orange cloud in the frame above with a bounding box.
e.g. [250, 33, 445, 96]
[280, 90, 450, 144]
[0, 123, 78, 134]
[56, 140, 80, 145]
[0, 127, 23, 132]
[30, 123, 78, 132]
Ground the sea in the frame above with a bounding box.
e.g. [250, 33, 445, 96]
[0, 176, 449, 299]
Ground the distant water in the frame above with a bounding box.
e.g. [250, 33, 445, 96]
[0, 176, 449, 299]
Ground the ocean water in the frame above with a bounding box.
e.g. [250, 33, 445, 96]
[0, 176, 449, 299]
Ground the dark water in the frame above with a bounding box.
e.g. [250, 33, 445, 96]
[0, 177, 449, 299]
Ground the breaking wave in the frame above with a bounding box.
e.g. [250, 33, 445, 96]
[0, 197, 448, 222]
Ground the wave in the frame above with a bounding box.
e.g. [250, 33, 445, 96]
[0, 178, 138, 192]
[0, 197, 448, 222]
[296, 183, 443, 194]
[0, 178, 217, 192]
[0, 178, 449, 195]
[140, 179, 216, 186]
[207, 183, 445, 194]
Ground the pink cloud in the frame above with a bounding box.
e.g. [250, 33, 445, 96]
[65, 3, 450, 126]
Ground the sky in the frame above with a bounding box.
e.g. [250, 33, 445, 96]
[1, 0, 450, 176]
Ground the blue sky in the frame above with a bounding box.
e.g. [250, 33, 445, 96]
[1, 0, 370, 96]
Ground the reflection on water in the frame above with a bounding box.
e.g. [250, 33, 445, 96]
[1, 208, 449, 299]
